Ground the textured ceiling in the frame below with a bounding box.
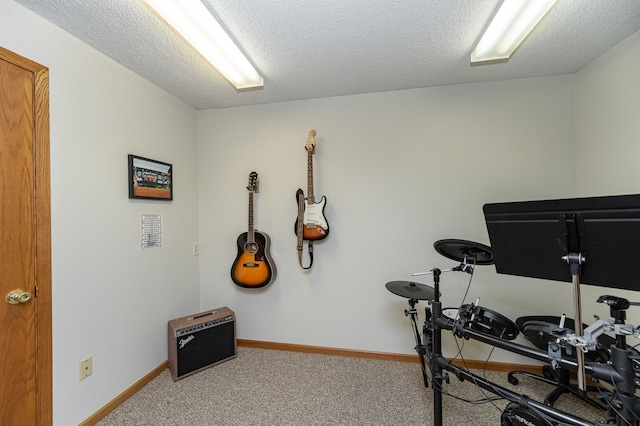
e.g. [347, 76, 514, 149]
[14, 0, 640, 110]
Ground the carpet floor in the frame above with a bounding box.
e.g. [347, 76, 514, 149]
[96, 347, 604, 425]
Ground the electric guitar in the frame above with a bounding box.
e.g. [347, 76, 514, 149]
[231, 172, 276, 288]
[294, 129, 329, 241]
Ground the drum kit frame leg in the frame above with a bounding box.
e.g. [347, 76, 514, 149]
[405, 297, 430, 388]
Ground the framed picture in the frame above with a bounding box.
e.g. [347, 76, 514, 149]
[128, 154, 173, 200]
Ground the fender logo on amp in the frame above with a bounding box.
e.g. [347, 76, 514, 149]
[179, 335, 194, 349]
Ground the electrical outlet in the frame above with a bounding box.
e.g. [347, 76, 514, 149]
[79, 356, 92, 381]
[193, 242, 199, 256]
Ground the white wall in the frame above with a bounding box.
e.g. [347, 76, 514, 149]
[575, 29, 640, 332]
[4, 0, 639, 422]
[576, 29, 640, 197]
[197, 75, 577, 364]
[1, 2, 200, 425]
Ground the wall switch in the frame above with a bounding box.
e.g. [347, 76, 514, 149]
[79, 356, 92, 380]
[193, 242, 199, 256]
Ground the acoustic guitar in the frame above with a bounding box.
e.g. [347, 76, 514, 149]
[231, 172, 276, 288]
[294, 129, 329, 240]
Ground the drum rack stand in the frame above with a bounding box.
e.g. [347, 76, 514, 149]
[403, 260, 640, 424]
[415, 266, 601, 426]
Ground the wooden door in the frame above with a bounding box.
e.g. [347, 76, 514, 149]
[0, 46, 52, 426]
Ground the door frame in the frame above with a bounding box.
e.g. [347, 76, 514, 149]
[0, 45, 52, 425]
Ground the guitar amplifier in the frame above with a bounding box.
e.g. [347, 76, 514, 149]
[168, 307, 236, 381]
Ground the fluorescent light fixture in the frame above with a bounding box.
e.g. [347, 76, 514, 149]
[142, 0, 263, 90]
[471, 0, 558, 65]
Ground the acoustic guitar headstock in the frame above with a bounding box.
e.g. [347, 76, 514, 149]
[247, 171, 259, 193]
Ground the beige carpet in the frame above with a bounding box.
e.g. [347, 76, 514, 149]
[96, 347, 604, 425]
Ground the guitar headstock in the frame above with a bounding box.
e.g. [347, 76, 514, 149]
[247, 171, 259, 193]
[305, 129, 317, 153]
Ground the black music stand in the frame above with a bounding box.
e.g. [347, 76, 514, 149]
[483, 193, 640, 393]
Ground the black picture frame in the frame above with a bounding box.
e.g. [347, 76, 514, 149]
[128, 154, 173, 200]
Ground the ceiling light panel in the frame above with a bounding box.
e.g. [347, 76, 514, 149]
[471, 0, 558, 65]
[142, 0, 263, 89]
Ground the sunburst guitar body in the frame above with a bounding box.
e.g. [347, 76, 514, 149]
[231, 172, 276, 288]
[295, 195, 329, 240]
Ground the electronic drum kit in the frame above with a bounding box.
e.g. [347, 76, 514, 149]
[385, 238, 640, 426]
